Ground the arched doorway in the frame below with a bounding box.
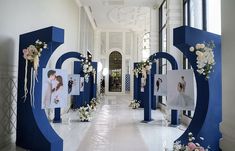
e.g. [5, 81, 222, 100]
[109, 51, 122, 92]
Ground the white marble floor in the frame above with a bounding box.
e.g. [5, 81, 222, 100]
[1, 95, 185, 151]
[53, 95, 184, 151]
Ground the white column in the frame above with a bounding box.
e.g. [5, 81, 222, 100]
[220, 0, 235, 150]
[94, 30, 101, 94]
[133, 31, 138, 61]
[93, 30, 101, 61]
[150, 7, 159, 54]
[166, 0, 183, 69]
[122, 32, 126, 94]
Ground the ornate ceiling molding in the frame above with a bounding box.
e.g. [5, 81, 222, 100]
[108, 6, 150, 30]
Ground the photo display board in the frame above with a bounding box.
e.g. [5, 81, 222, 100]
[42, 68, 68, 109]
[68, 74, 80, 95]
[154, 74, 167, 96]
[167, 69, 195, 110]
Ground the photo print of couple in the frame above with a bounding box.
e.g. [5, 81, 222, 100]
[42, 68, 68, 109]
[68, 74, 80, 96]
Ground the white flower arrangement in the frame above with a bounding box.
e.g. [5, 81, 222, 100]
[129, 99, 141, 109]
[81, 58, 96, 83]
[90, 98, 100, 111]
[133, 60, 152, 78]
[189, 41, 215, 79]
[22, 39, 47, 106]
[173, 133, 211, 151]
[78, 105, 92, 122]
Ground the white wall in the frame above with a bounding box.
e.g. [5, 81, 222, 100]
[0, 0, 81, 148]
[220, 0, 235, 150]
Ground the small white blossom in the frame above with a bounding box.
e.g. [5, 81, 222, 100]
[189, 47, 195, 52]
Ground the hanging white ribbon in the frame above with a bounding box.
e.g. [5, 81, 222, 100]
[93, 70, 96, 84]
[23, 60, 29, 102]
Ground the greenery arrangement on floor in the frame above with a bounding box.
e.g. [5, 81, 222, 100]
[129, 99, 141, 109]
[173, 132, 211, 151]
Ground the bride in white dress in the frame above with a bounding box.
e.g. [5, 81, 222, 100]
[50, 75, 64, 108]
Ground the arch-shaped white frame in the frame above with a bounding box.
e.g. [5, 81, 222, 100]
[105, 48, 126, 95]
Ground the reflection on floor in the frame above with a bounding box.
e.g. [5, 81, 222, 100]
[52, 95, 184, 151]
[1, 95, 185, 151]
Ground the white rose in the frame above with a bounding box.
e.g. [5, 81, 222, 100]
[200, 44, 205, 49]
[208, 58, 215, 64]
[88, 66, 93, 72]
[83, 69, 87, 73]
[84, 64, 88, 69]
[196, 51, 204, 60]
[43, 44, 47, 49]
[196, 44, 201, 49]
[189, 47, 195, 52]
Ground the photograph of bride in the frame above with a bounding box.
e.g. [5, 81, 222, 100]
[42, 68, 68, 109]
[167, 70, 195, 110]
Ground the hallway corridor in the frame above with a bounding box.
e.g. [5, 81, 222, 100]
[52, 95, 184, 151]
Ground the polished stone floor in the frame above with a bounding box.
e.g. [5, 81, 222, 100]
[2, 95, 185, 151]
[53, 95, 184, 151]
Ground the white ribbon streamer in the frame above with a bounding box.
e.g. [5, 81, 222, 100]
[23, 60, 28, 102]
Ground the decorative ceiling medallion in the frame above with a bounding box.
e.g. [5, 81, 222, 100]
[108, 6, 150, 29]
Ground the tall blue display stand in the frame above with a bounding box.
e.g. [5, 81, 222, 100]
[143, 74, 152, 122]
[74, 61, 97, 107]
[133, 62, 144, 108]
[53, 52, 85, 123]
[148, 52, 179, 125]
[17, 27, 64, 151]
[150, 63, 157, 110]
[174, 26, 221, 150]
[133, 63, 155, 109]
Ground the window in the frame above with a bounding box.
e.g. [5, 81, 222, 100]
[183, 0, 221, 33]
[80, 7, 94, 54]
[206, 0, 221, 34]
[190, 0, 203, 29]
[159, 0, 167, 105]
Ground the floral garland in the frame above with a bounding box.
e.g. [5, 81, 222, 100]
[133, 60, 152, 78]
[90, 98, 100, 111]
[189, 41, 215, 79]
[22, 39, 47, 106]
[173, 132, 211, 151]
[81, 58, 96, 83]
[129, 99, 141, 109]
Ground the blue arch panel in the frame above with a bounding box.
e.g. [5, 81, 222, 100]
[173, 26, 221, 150]
[17, 27, 64, 151]
[149, 52, 179, 125]
[149, 52, 178, 70]
[53, 52, 85, 123]
[55, 52, 85, 68]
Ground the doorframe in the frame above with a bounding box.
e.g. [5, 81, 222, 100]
[105, 48, 125, 95]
